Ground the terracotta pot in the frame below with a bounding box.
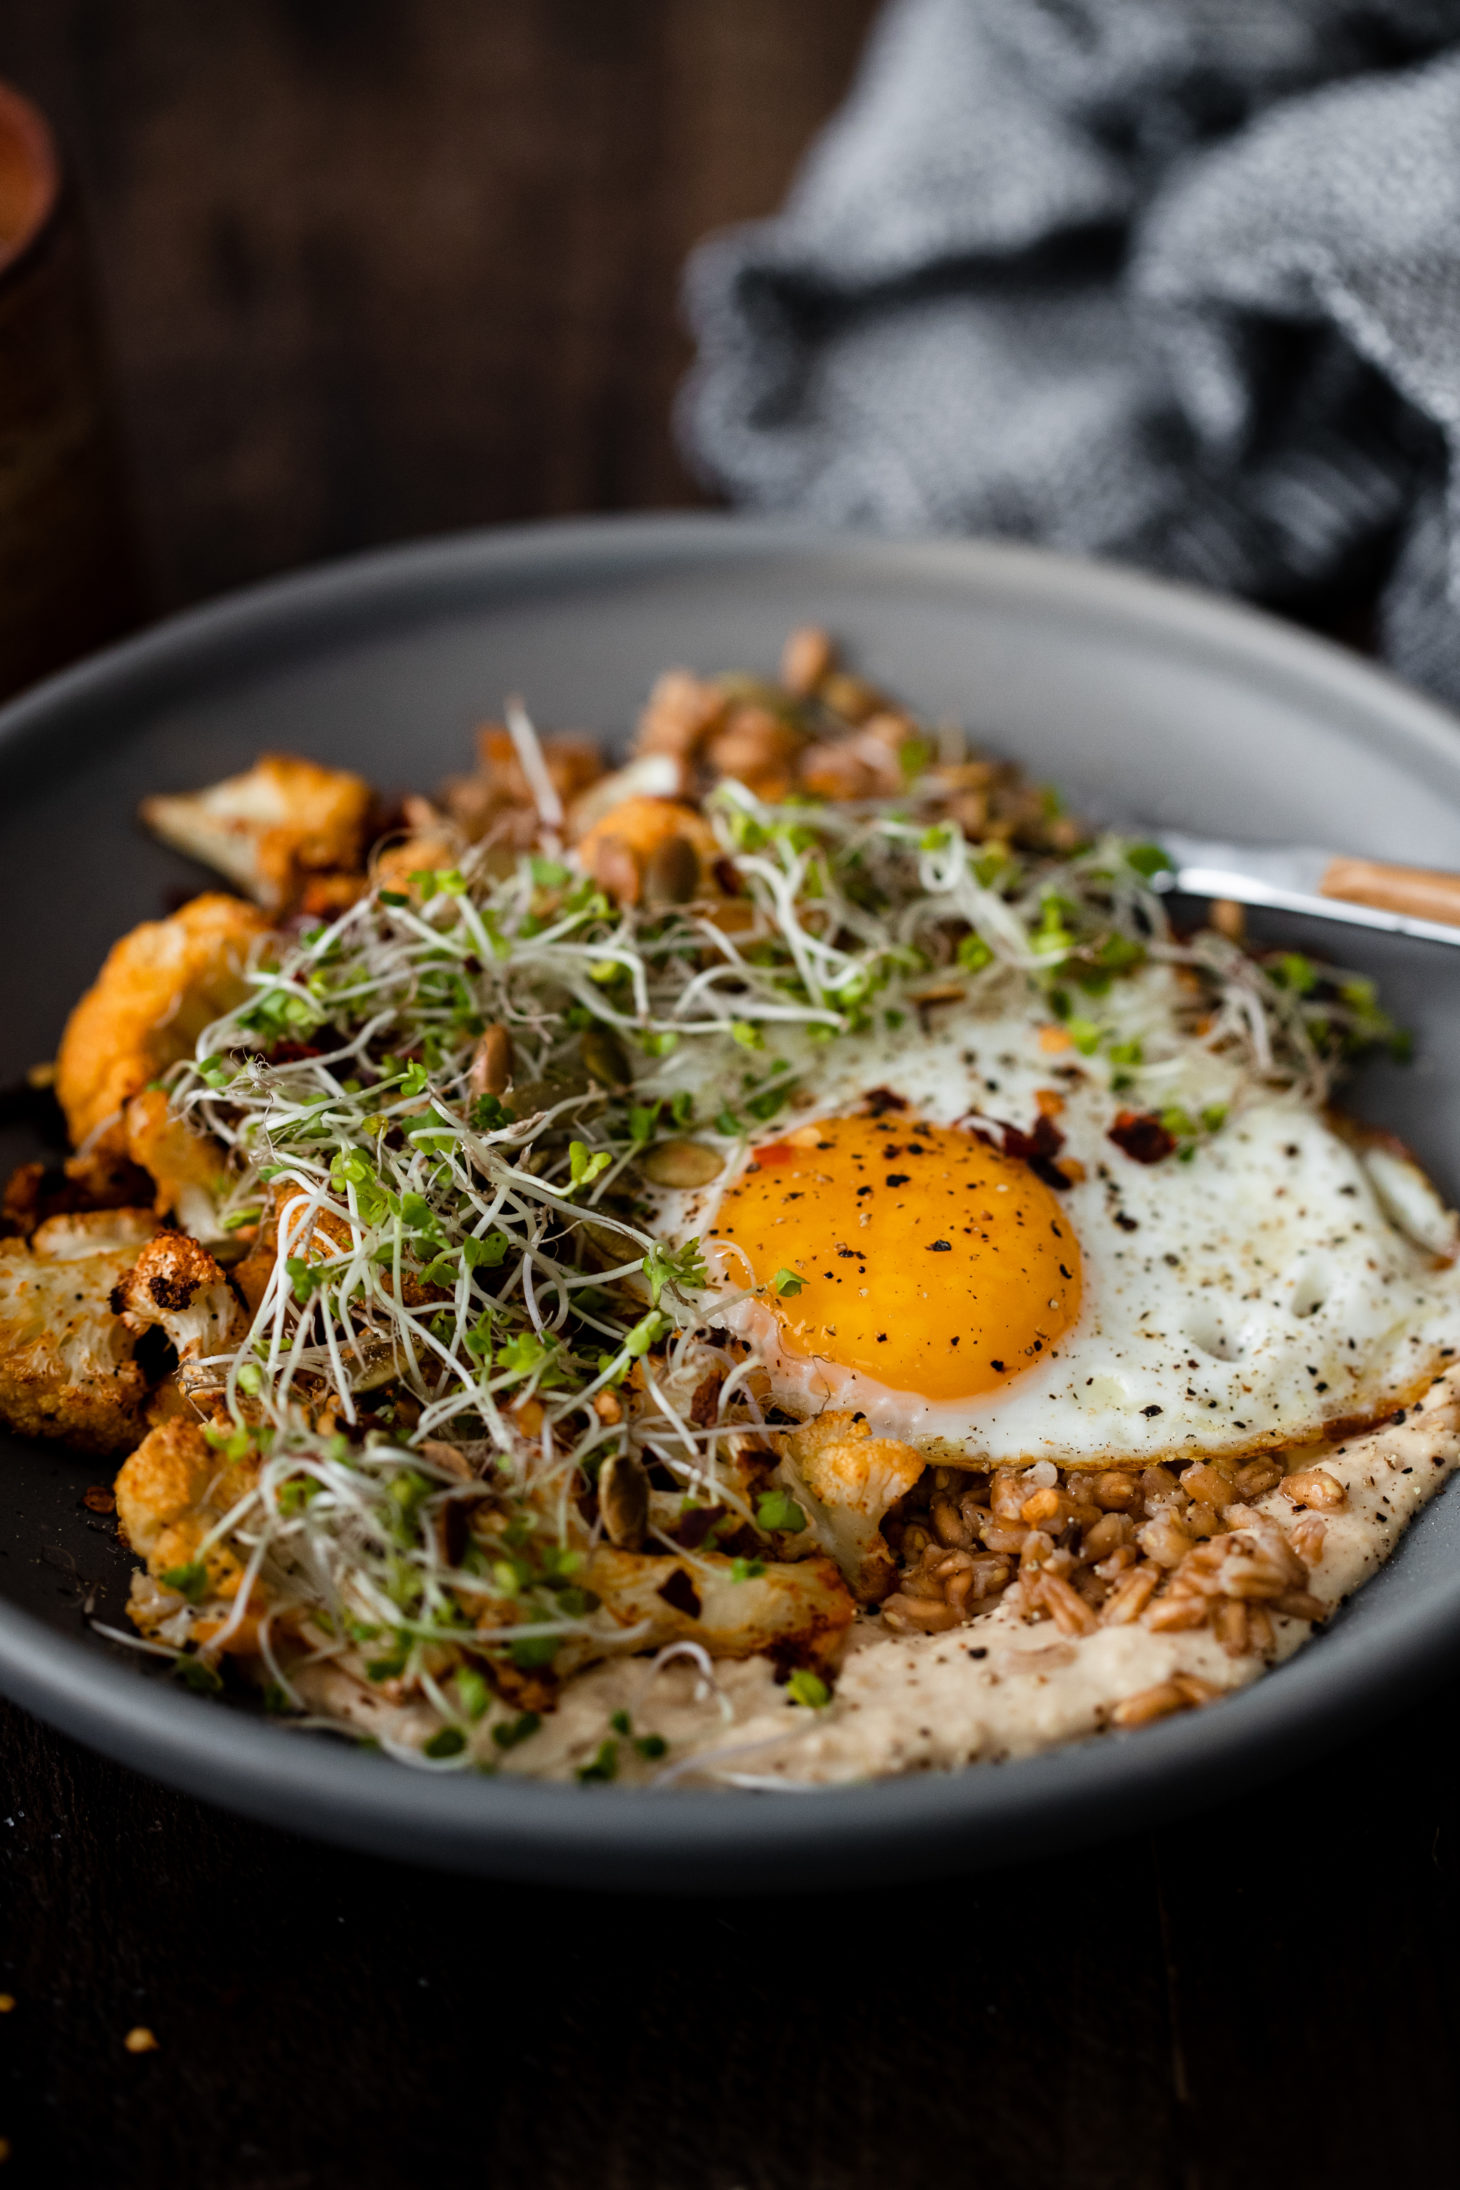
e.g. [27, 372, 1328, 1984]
[0, 78, 144, 702]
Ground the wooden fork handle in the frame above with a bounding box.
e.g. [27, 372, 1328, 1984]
[1321, 857, 1460, 929]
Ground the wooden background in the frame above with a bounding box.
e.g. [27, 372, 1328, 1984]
[1, 6, 1458, 2185]
[0, 0, 878, 612]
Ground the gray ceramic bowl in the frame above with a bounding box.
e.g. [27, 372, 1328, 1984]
[5, 514, 1460, 1889]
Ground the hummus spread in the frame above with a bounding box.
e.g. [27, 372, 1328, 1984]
[481, 1370, 1460, 1786]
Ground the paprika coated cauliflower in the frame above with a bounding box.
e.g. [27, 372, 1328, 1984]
[118, 1232, 245, 1386]
[55, 894, 270, 1159]
[0, 1210, 158, 1453]
[123, 1088, 232, 1245]
[114, 1418, 261, 1653]
[141, 753, 373, 914]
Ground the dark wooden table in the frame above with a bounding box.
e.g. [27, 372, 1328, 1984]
[0, 8, 1457, 2185]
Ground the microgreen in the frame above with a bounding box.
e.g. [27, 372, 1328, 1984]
[757, 1490, 806, 1535]
[150, 735, 1400, 1769]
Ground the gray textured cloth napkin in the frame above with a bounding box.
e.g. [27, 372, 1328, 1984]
[680, 0, 1460, 704]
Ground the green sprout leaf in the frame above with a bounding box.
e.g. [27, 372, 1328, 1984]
[622, 1309, 670, 1360]
[575, 1738, 619, 1783]
[492, 1710, 542, 1750]
[173, 1655, 223, 1695]
[568, 1141, 612, 1192]
[756, 1489, 806, 1535]
[159, 1561, 209, 1604]
[642, 1238, 707, 1306]
[423, 1727, 466, 1760]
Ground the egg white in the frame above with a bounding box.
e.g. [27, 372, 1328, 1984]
[644, 966, 1460, 1466]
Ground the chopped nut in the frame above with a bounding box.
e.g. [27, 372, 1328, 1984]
[635, 669, 726, 760]
[798, 742, 885, 802]
[123, 2027, 158, 2054]
[1289, 1513, 1327, 1565]
[820, 671, 881, 724]
[1281, 1466, 1346, 1511]
[781, 625, 834, 696]
[1233, 1457, 1284, 1498]
[1179, 1460, 1235, 1511]
[707, 707, 803, 794]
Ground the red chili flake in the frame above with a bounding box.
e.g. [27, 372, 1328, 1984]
[1108, 1110, 1176, 1164]
[752, 1142, 796, 1168]
[657, 1568, 702, 1618]
[82, 1486, 116, 1515]
[672, 1504, 726, 1551]
[966, 1108, 1072, 1191]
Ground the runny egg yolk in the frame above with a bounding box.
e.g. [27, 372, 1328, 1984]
[714, 1114, 1082, 1401]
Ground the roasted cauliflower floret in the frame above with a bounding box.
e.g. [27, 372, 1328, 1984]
[578, 1547, 855, 1673]
[115, 1419, 260, 1651]
[114, 1415, 220, 1560]
[574, 796, 721, 906]
[777, 1412, 927, 1602]
[123, 1088, 231, 1245]
[55, 894, 270, 1158]
[141, 753, 373, 914]
[118, 1232, 245, 1371]
[0, 1209, 158, 1453]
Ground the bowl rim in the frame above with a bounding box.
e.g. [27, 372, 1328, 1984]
[5, 509, 1460, 1888]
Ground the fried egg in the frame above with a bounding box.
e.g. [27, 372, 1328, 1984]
[645, 968, 1460, 1468]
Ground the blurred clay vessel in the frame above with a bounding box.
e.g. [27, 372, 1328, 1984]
[0, 77, 143, 702]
